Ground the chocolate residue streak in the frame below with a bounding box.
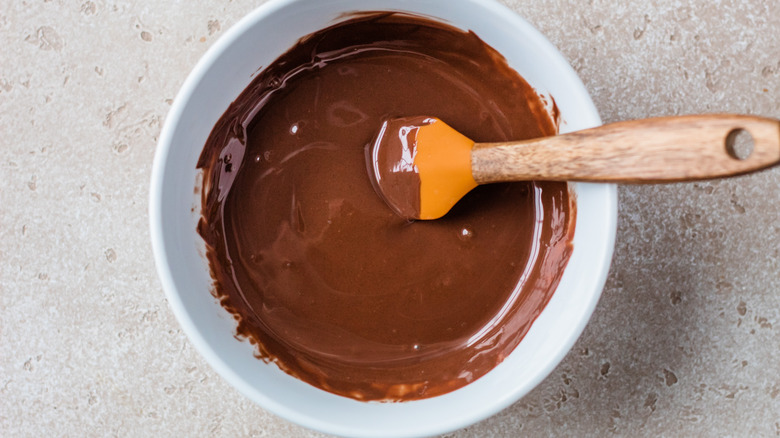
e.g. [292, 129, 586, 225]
[197, 13, 575, 401]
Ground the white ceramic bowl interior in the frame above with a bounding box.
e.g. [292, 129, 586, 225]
[150, 0, 617, 436]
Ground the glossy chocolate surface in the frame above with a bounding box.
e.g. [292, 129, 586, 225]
[197, 13, 575, 401]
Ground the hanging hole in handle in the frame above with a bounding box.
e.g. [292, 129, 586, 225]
[725, 128, 754, 160]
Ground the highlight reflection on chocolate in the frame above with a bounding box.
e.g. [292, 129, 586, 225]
[197, 13, 575, 401]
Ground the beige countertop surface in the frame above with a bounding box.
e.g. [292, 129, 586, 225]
[2, 0, 779, 436]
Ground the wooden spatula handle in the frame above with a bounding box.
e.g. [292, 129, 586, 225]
[472, 114, 780, 184]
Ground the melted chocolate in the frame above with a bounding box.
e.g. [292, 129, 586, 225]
[367, 116, 431, 219]
[197, 13, 575, 401]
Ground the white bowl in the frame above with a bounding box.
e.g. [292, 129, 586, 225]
[150, 0, 617, 436]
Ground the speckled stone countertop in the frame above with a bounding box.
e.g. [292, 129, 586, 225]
[1, 0, 778, 436]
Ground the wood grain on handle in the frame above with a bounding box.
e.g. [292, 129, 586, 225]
[471, 114, 780, 184]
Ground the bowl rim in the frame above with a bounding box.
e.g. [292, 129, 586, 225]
[150, 0, 617, 436]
